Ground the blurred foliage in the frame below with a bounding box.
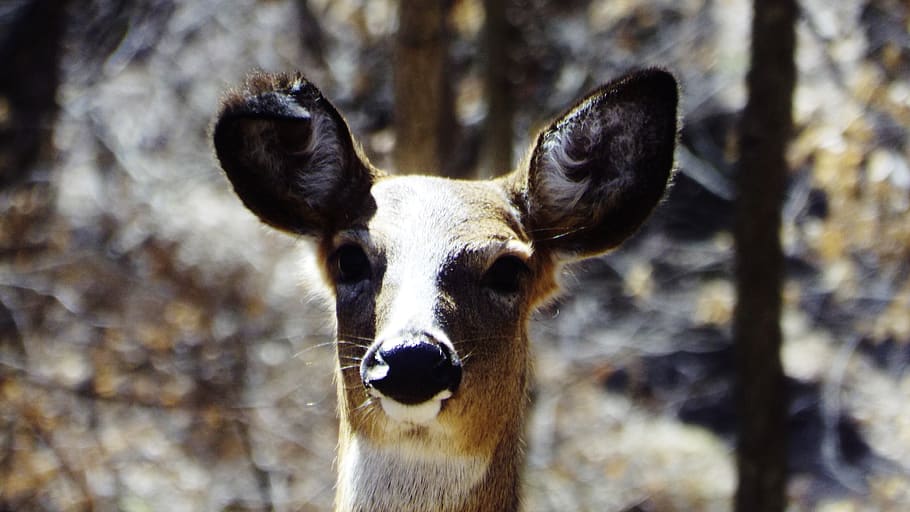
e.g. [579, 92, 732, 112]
[0, 0, 908, 511]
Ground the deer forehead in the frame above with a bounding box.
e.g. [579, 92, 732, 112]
[362, 176, 531, 270]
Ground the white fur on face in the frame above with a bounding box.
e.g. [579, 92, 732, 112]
[361, 179, 463, 424]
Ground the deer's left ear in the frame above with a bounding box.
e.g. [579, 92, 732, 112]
[514, 68, 679, 258]
[213, 72, 378, 236]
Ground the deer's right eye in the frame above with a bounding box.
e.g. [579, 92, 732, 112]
[482, 255, 529, 295]
[333, 244, 371, 284]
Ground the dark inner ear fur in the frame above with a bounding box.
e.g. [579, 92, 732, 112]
[520, 68, 679, 257]
[213, 72, 377, 236]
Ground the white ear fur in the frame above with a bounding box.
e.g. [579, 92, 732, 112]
[537, 117, 599, 210]
[536, 105, 639, 212]
[520, 68, 679, 256]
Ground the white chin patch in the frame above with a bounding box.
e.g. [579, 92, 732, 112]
[378, 390, 453, 425]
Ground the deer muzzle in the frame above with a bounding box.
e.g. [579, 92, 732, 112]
[361, 333, 462, 424]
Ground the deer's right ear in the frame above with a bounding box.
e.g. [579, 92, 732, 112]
[513, 68, 679, 258]
[213, 73, 378, 235]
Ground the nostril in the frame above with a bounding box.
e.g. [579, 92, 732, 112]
[361, 337, 462, 405]
[361, 349, 389, 384]
[433, 345, 462, 389]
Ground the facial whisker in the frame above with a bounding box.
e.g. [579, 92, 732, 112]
[529, 224, 590, 242]
[293, 340, 339, 359]
[337, 333, 376, 343]
[353, 397, 375, 413]
[453, 334, 509, 344]
[335, 339, 372, 346]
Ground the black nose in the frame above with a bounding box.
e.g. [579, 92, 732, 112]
[361, 335, 462, 405]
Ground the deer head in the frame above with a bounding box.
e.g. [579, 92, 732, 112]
[213, 68, 678, 512]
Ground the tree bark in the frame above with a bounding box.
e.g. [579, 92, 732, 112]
[393, 0, 455, 176]
[733, 2, 797, 512]
[0, 0, 68, 189]
[478, 0, 515, 178]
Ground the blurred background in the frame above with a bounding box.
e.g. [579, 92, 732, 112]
[0, 0, 908, 510]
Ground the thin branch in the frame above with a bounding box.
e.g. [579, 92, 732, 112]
[27, 413, 97, 512]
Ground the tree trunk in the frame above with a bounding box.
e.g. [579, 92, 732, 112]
[0, 0, 68, 189]
[478, 0, 516, 178]
[393, 0, 455, 176]
[733, 1, 797, 512]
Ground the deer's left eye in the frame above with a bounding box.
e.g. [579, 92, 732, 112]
[482, 255, 529, 295]
[332, 244, 371, 285]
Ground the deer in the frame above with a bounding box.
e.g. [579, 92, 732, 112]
[213, 68, 679, 512]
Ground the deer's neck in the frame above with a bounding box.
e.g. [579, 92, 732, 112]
[335, 414, 526, 512]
